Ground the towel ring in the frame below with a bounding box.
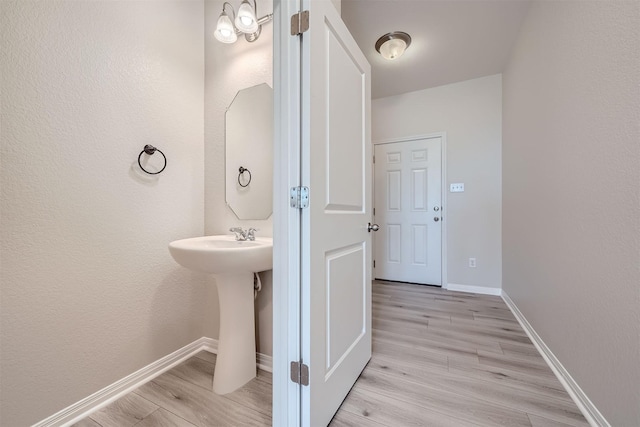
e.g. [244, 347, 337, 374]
[138, 145, 167, 175]
[238, 166, 251, 187]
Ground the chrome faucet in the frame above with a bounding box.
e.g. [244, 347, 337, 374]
[229, 227, 258, 241]
[230, 227, 247, 241]
[246, 228, 257, 241]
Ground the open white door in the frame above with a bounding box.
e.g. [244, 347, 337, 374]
[300, 1, 372, 425]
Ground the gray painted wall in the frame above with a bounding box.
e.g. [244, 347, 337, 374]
[502, 1, 640, 424]
[204, 0, 274, 356]
[0, 2, 206, 424]
[373, 74, 503, 290]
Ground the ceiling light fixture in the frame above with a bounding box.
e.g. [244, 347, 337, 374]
[375, 31, 412, 60]
[214, 0, 272, 44]
[235, 0, 259, 33]
[214, 3, 238, 44]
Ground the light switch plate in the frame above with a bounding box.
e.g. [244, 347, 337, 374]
[450, 183, 464, 192]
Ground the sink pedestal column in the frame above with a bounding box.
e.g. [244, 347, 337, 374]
[212, 272, 257, 394]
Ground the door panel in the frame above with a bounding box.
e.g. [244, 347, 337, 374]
[412, 168, 427, 211]
[301, 1, 372, 425]
[374, 138, 442, 285]
[388, 224, 401, 263]
[388, 170, 401, 211]
[326, 26, 365, 212]
[326, 243, 365, 373]
[412, 225, 427, 265]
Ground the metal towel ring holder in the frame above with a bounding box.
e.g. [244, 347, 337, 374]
[138, 145, 167, 175]
[238, 166, 252, 187]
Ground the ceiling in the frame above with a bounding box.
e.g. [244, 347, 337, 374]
[341, 0, 531, 99]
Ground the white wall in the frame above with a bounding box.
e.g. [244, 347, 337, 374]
[331, 0, 341, 15]
[373, 75, 502, 290]
[0, 1, 206, 425]
[502, 1, 640, 425]
[204, 0, 274, 356]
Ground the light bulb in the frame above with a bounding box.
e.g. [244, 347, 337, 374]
[235, 0, 258, 34]
[214, 11, 237, 43]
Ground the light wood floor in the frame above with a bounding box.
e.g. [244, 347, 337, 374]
[329, 281, 588, 427]
[73, 281, 588, 426]
[72, 350, 272, 426]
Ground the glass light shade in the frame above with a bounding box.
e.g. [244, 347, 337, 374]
[235, 0, 258, 33]
[379, 38, 407, 60]
[214, 12, 237, 43]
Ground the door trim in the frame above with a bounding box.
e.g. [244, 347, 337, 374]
[372, 133, 447, 288]
[273, 0, 302, 426]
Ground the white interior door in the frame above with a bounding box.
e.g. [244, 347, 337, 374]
[301, 1, 372, 425]
[374, 137, 442, 285]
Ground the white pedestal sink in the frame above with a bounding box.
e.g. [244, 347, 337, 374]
[168, 235, 272, 394]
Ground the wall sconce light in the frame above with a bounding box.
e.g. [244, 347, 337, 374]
[375, 31, 412, 60]
[214, 0, 273, 44]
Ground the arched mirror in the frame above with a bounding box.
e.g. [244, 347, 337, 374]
[225, 83, 273, 220]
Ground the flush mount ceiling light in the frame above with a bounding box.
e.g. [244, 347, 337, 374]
[375, 31, 412, 60]
[214, 0, 272, 44]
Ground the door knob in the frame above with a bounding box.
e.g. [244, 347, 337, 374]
[368, 223, 380, 232]
[434, 217, 440, 222]
[434, 206, 440, 212]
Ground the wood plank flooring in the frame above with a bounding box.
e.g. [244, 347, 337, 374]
[72, 281, 587, 426]
[330, 281, 588, 427]
[71, 351, 272, 427]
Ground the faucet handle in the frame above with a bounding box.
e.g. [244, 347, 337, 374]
[247, 228, 258, 240]
[229, 227, 245, 240]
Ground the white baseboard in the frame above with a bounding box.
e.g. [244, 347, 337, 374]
[257, 352, 273, 373]
[446, 283, 502, 296]
[201, 336, 218, 354]
[501, 291, 609, 427]
[34, 337, 272, 427]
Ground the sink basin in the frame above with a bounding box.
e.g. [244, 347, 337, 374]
[169, 235, 272, 274]
[168, 234, 273, 394]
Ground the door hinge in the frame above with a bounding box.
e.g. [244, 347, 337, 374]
[290, 361, 309, 386]
[290, 186, 310, 209]
[373, 260, 376, 268]
[291, 10, 309, 36]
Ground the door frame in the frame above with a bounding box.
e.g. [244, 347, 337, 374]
[372, 133, 448, 288]
[274, 0, 372, 424]
[272, 0, 302, 426]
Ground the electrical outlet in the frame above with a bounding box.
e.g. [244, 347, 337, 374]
[469, 258, 476, 268]
[450, 183, 464, 192]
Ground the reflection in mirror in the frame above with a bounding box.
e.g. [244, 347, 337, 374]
[225, 83, 273, 220]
